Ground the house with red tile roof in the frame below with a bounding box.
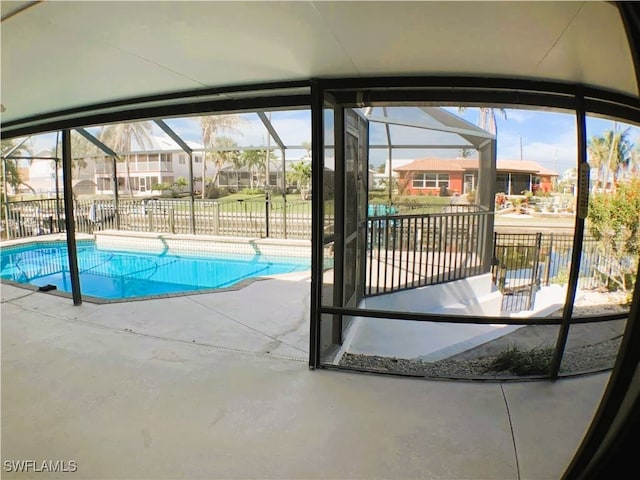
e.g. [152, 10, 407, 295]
[394, 158, 558, 196]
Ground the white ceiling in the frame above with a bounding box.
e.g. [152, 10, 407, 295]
[1, 1, 637, 129]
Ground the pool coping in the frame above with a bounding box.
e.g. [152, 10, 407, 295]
[95, 230, 311, 258]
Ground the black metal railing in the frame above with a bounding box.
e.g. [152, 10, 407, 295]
[365, 209, 492, 296]
[492, 233, 621, 312]
[492, 233, 543, 312]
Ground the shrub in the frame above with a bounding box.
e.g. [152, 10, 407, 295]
[205, 186, 230, 199]
[490, 346, 554, 376]
[588, 178, 640, 292]
[551, 266, 570, 285]
[466, 189, 476, 204]
[240, 188, 264, 195]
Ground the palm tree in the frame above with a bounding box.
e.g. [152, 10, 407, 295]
[1, 138, 35, 194]
[288, 161, 312, 199]
[459, 147, 474, 158]
[99, 121, 154, 197]
[631, 140, 640, 176]
[457, 107, 507, 135]
[300, 141, 312, 159]
[608, 127, 632, 185]
[587, 134, 609, 190]
[50, 132, 94, 180]
[200, 114, 245, 199]
[207, 136, 241, 193]
[589, 125, 633, 191]
[70, 131, 98, 179]
[241, 149, 268, 189]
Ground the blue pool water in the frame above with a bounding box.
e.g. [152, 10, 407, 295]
[1, 241, 310, 300]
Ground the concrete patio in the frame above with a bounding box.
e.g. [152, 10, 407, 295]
[1, 280, 610, 479]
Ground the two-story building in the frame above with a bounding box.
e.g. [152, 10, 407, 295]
[93, 136, 205, 196]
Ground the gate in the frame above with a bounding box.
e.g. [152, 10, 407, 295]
[492, 232, 543, 312]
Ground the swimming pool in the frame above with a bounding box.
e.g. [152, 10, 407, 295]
[1, 240, 310, 300]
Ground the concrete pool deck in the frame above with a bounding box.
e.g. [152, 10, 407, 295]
[1, 279, 612, 479]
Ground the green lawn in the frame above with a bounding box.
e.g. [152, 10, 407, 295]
[10, 191, 452, 216]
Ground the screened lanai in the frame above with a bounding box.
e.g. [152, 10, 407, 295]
[2, 2, 640, 478]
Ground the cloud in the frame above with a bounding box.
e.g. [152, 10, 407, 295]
[159, 111, 312, 161]
[269, 112, 311, 147]
[162, 118, 202, 143]
[498, 128, 578, 173]
[30, 132, 58, 152]
[504, 109, 533, 124]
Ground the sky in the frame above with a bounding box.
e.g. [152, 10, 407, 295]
[25, 106, 640, 176]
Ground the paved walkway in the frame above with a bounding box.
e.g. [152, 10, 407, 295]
[1, 281, 610, 479]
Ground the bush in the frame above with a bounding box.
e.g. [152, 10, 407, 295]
[205, 185, 230, 199]
[466, 189, 476, 204]
[240, 188, 265, 195]
[551, 266, 570, 285]
[588, 178, 640, 292]
[490, 346, 554, 376]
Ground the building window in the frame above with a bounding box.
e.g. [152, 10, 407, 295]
[97, 177, 111, 190]
[194, 155, 202, 163]
[178, 154, 186, 165]
[412, 173, 449, 188]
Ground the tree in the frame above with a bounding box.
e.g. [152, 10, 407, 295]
[630, 139, 640, 176]
[71, 157, 89, 180]
[588, 126, 633, 191]
[207, 136, 241, 193]
[241, 149, 268, 189]
[49, 130, 100, 184]
[459, 147, 474, 158]
[70, 131, 98, 179]
[587, 134, 609, 190]
[174, 177, 188, 193]
[49, 132, 94, 180]
[287, 161, 312, 199]
[300, 141, 312, 158]
[604, 127, 632, 190]
[588, 178, 640, 295]
[1, 138, 35, 194]
[99, 121, 154, 198]
[457, 107, 507, 135]
[200, 114, 245, 199]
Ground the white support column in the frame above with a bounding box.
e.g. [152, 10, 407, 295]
[477, 138, 497, 273]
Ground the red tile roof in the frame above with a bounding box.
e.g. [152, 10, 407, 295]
[393, 158, 468, 172]
[496, 160, 558, 175]
[394, 158, 557, 176]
